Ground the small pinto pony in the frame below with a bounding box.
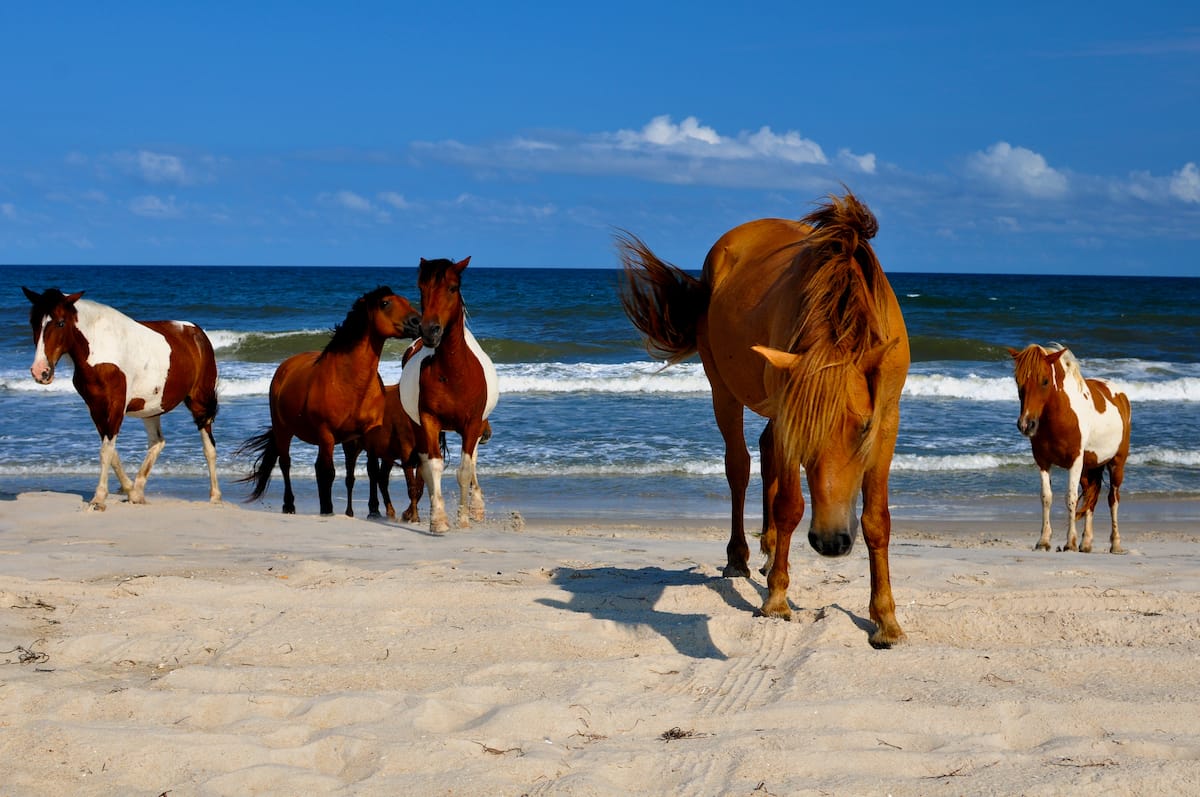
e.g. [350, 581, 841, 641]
[239, 286, 420, 516]
[1008, 344, 1132, 553]
[21, 287, 221, 510]
[618, 191, 910, 648]
[399, 257, 499, 533]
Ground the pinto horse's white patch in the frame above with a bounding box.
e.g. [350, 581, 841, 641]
[399, 325, 498, 425]
[74, 300, 173, 417]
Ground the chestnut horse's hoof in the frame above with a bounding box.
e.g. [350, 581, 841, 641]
[759, 600, 792, 621]
[722, 561, 752, 579]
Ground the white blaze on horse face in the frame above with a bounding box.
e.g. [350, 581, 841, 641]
[30, 315, 53, 383]
[75, 300, 174, 417]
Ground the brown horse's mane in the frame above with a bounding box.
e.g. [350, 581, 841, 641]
[322, 285, 395, 357]
[776, 192, 893, 464]
[1012, 343, 1085, 393]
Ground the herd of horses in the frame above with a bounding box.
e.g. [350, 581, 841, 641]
[21, 191, 1133, 646]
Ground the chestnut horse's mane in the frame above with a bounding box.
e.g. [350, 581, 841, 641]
[775, 192, 893, 464]
[1012, 343, 1086, 393]
[322, 285, 396, 357]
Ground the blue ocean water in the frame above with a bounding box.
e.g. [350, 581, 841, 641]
[2, 265, 1198, 523]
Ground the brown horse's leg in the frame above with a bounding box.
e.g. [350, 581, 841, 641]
[129, 416, 166, 504]
[341, 441, 360, 517]
[278, 435, 296, 515]
[711, 388, 751, 578]
[758, 422, 779, 576]
[421, 454, 449, 532]
[199, 423, 221, 503]
[457, 430, 485, 526]
[1108, 457, 1125, 554]
[315, 443, 337, 516]
[402, 462, 423, 523]
[1035, 468, 1053, 551]
[861, 460, 905, 648]
[762, 462, 803, 619]
[365, 454, 384, 518]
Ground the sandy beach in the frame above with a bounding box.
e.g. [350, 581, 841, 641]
[2, 491, 1199, 796]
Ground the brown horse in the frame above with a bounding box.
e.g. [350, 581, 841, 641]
[21, 287, 221, 510]
[618, 192, 910, 648]
[1008, 344, 1131, 553]
[356, 382, 425, 523]
[239, 286, 420, 516]
[399, 257, 499, 533]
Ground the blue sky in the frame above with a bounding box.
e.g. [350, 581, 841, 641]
[2, 2, 1197, 275]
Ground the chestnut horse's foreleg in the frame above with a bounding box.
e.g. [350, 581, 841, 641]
[758, 422, 779, 576]
[711, 388, 751, 578]
[401, 462, 423, 523]
[341, 441, 360, 517]
[761, 461, 803, 619]
[90, 435, 123, 510]
[315, 441, 337, 517]
[456, 446, 485, 527]
[1035, 468, 1053, 551]
[1062, 457, 1084, 552]
[1107, 457, 1125, 554]
[861, 461, 905, 648]
[129, 416, 167, 504]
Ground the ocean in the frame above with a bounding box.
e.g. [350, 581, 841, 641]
[3, 265, 1198, 525]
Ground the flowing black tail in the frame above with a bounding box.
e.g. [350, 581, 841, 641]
[235, 427, 278, 502]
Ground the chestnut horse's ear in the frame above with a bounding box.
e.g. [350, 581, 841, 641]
[861, 337, 900, 375]
[751, 344, 800, 371]
[21, 286, 40, 304]
[1046, 348, 1067, 364]
[1006, 346, 1021, 359]
[64, 291, 84, 304]
[454, 256, 471, 273]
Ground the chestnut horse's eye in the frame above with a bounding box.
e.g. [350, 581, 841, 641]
[381, 299, 390, 308]
[56, 319, 65, 328]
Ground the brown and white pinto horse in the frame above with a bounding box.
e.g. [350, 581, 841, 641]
[1008, 344, 1131, 553]
[21, 287, 221, 510]
[618, 192, 910, 648]
[399, 257, 499, 533]
[239, 286, 420, 516]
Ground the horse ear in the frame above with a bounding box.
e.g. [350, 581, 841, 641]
[21, 286, 40, 304]
[861, 338, 900, 375]
[1046, 348, 1067, 364]
[751, 344, 800, 371]
[65, 291, 84, 304]
[454, 256, 471, 273]
[1006, 347, 1021, 360]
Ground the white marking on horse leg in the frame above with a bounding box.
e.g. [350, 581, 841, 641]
[1081, 508, 1095, 553]
[129, 416, 165, 504]
[456, 450, 484, 526]
[420, 454, 449, 533]
[201, 426, 221, 502]
[1110, 493, 1123, 554]
[1035, 469, 1053, 551]
[92, 436, 118, 509]
[1063, 458, 1083, 552]
[109, 447, 134, 494]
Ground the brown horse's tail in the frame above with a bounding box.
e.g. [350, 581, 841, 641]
[1076, 472, 1103, 520]
[235, 427, 278, 501]
[616, 231, 709, 364]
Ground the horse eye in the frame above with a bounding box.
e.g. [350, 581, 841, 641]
[381, 299, 390, 308]
[56, 319, 65, 328]
[1041, 378, 1049, 387]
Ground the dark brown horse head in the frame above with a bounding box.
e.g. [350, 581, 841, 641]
[324, 286, 420, 356]
[416, 256, 470, 348]
[1008, 344, 1070, 438]
[22, 286, 86, 384]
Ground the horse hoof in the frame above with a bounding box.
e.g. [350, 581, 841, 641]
[367, 510, 382, 520]
[722, 562, 752, 579]
[282, 506, 296, 515]
[1110, 546, 1128, 555]
[869, 627, 908, 649]
[87, 502, 107, 512]
[759, 604, 792, 621]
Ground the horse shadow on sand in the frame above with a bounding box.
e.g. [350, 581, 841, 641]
[537, 564, 883, 658]
[537, 565, 769, 660]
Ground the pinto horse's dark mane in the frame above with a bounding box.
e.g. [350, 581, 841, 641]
[418, 258, 457, 280]
[25, 287, 78, 329]
[322, 285, 395, 356]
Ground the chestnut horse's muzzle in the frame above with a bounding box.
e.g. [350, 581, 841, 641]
[421, 323, 444, 349]
[1016, 414, 1039, 438]
[31, 363, 54, 385]
[402, 314, 422, 340]
[808, 526, 855, 557]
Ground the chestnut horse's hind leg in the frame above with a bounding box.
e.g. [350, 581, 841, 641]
[278, 436, 296, 515]
[341, 441, 360, 517]
[401, 462, 423, 523]
[457, 436, 485, 527]
[128, 416, 167, 504]
[366, 454, 387, 519]
[315, 442, 337, 517]
[1107, 457, 1125, 554]
[758, 421, 780, 577]
[710, 386, 752, 578]
[761, 459, 803, 619]
[199, 424, 221, 502]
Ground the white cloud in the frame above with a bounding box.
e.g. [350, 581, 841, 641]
[331, 190, 373, 212]
[612, 115, 827, 165]
[378, 191, 410, 210]
[967, 142, 1069, 199]
[838, 148, 877, 174]
[136, 151, 189, 184]
[129, 194, 181, 218]
[1, 202, 16, 221]
[1169, 162, 1200, 203]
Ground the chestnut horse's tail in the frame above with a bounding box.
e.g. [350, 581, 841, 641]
[235, 427, 278, 502]
[616, 231, 710, 364]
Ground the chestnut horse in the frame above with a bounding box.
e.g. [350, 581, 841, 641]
[239, 286, 420, 516]
[399, 257, 499, 533]
[618, 192, 910, 648]
[356, 382, 425, 523]
[1008, 344, 1131, 553]
[21, 286, 221, 510]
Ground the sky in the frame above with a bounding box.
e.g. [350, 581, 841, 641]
[1, 2, 1198, 275]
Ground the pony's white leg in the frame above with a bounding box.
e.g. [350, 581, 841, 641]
[200, 426, 221, 503]
[130, 416, 166, 504]
[456, 450, 484, 526]
[1081, 508, 1095, 553]
[420, 454, 449, 533]
[1062, 458, 1084, 552]
[109, 448, 134, 495]
[91, 435, 119, 510]
[1110, 495, 1122, 554]
[1035, 469, 1053, 551]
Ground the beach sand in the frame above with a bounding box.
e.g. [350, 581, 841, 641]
[2, 491, 1199, 796]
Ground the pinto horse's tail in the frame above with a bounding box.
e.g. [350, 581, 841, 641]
[235, 427, 278, 502]
[1076, 472, 1103, 520]
[616, 231, 709, 365]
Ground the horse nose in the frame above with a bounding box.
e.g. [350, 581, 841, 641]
[1017, 415, 1038, 437]
[808, 527, 855, 557]
[403, 314, 422, 338]
[30, 364, 52, 384]
[422, 323, 443, 347]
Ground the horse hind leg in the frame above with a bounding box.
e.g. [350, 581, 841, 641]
[199, 423, 221, 503]
[712, 388, 751, 578]
[1108, 458, 1126, 554]
[456, 445, 484, 527]
[129, 416, 167, 504]
[758, 421, 779, 577]
[401, 463, 422, 523]
[341, 441, 360, 517]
